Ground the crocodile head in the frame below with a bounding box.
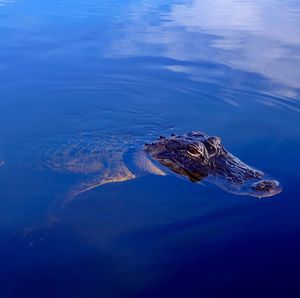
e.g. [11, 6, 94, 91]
[144, 131, 282, 198]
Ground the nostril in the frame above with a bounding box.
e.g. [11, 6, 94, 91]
[251, 179, 282, 196]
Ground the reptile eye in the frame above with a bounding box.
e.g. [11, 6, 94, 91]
[208, 136, 221, 145]
[206, 136, 221, 152]
[204, 140, 216, 152]
[206, 144, 214, 152]
[187, 146, 199, 156]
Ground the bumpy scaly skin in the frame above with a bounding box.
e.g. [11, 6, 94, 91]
[43, 133, 138, 203]
[144, 131, 282, 198]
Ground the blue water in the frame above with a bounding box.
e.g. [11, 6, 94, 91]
[1, 0, 300, 297]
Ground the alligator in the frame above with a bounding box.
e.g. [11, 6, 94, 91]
[43, 131, 281, 201]
[21, 130, 281, 243]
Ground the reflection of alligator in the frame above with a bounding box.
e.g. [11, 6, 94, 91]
[43, 131, 281, 202]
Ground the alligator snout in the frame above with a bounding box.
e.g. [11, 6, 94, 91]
[145, 131, 282, 198]
[251, 179, 282, 198]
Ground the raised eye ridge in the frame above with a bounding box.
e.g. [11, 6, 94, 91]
[187, 145, 199, 156]
[208, 136, 221, 145]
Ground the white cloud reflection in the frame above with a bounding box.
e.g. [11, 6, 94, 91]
[0, 0, 13, 6]
[108, 0, 300, 95]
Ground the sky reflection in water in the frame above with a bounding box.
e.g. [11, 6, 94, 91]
[0, 1, 300, 298]
[109, 0, 300, 99]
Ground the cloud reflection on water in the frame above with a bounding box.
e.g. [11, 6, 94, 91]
[108, 0, 300, 97]
[0, 0, 13, 6]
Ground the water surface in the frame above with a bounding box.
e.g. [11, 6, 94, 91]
[0, 1, 300, 297]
